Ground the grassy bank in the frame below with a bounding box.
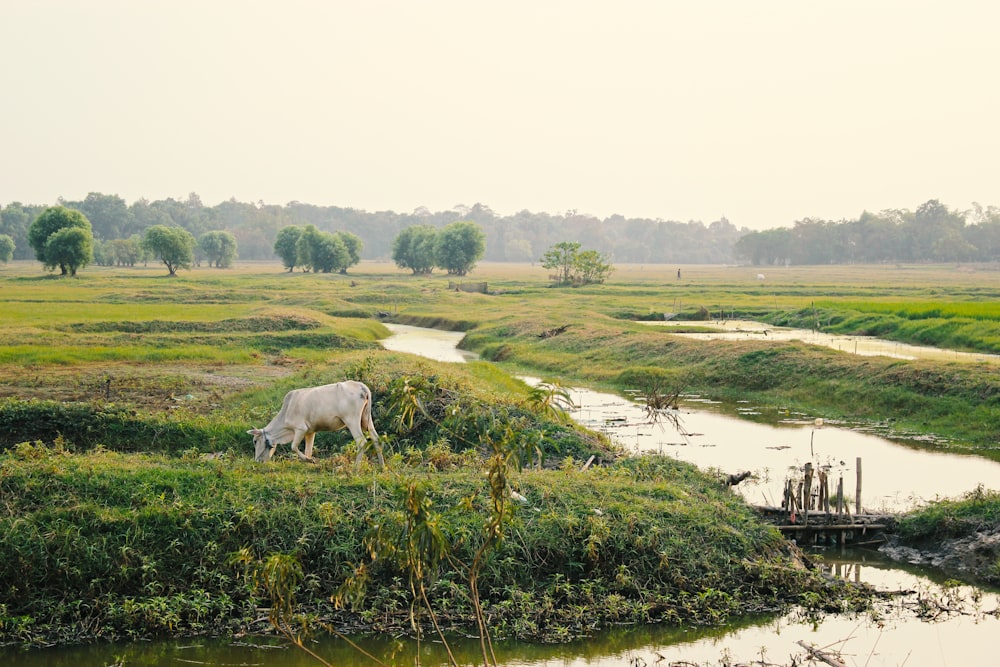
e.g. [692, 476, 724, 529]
[465, 318, 1000, 453]
[0, 415, 849, 647]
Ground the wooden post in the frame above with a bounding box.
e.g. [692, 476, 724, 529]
[855, 457, 863, 515]
[803, 463, 813, 527]
[821, 471, 830, 514]
[836, 477, 844, 518]
[797, 481, 804, 522]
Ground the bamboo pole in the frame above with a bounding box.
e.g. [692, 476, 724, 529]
[836, 477, 844, 518]
[855, 457, 863, 515]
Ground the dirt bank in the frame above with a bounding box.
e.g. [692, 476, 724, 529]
[880, 528, 1000, 585]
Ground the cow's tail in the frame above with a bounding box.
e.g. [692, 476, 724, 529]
[360, 384, 384, 466]
[362, 386, 379, 442]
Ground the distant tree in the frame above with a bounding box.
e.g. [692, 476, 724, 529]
[575, 249, 614, 284]
[73, 192, 132, 240]
[1, 202, 42, 260]
[143, 225, 195, 276]
[434, 220, 486, 276]
[733, 228, 792, 266]
[28, 206, 94, 275]
[110, 236, 144, 267]
[392, 224, 438, 275]
[44, 227, 94, 276]
[128, 198, 173, 236]
[540, 241, 612, 285]
[198, 230, 238, 268]
[540, 241, 581, 285]
[336, 230, 363, 273]
[310, 231, 351, 273]
[274, 225, 303, 271]
[95, 236, 143, 267]
[295, 225, 322, 272]
[0, 234, 14, 263]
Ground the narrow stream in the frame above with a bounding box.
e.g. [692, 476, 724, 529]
[381, 323, 1000, 513]
[640, 319, 1000, 365]
[373, 323, 1000, 666]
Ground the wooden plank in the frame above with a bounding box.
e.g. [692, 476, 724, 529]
[777, 524, 886, 532]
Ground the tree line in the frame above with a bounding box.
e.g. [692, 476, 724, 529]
[3, 193, 1000, 269]
[9, 204, 495, 279]
[0, 193, 745, 265]
[734, 200, 1000, 265]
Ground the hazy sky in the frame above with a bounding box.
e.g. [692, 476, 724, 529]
[2, 1, 998, 230]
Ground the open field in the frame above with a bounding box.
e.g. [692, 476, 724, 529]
[2, 258, 999, 647]
[2, 259, 999, 441]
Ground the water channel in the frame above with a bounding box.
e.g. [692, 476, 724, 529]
[6, 324, 999, 666]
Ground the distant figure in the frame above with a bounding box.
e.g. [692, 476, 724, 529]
[677, 268, 681, 280]
[757, 273, 765, 280]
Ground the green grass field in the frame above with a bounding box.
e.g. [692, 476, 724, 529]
[1, 258, 998, 647]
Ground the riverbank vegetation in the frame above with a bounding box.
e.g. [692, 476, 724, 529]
[1, 260, 997, 648]
[2, 443, 845, 648]
[887, 486, 1000, 585]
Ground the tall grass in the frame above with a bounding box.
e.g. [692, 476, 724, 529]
[0, 445, 839, 646]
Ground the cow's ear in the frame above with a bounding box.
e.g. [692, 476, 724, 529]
[247, 429, 259, 435]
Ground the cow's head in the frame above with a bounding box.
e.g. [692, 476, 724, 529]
[247, 428, 276, 463]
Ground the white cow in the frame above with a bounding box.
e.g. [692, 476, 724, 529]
[247, 380, 383, 466]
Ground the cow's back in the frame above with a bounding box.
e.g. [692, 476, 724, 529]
[281, 381, 366, 431]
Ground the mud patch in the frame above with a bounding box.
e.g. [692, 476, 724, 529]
[0, 364, 294, 414]
[881, 529, 1000, 585]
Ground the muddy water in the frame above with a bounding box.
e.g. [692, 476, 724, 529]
[375, 323, 1000, 666]
[551, 381, 1000, 512]
[380, 323, 480, 363]
[381, 322, 1000, 512]
[641, 318, 1000, 365]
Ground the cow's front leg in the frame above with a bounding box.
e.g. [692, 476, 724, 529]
[303, 432, 317, 461]
[290, 430, 311, 461]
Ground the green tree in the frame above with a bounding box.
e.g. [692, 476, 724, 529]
[74, 192, 132, 240]
[1, 202, 42, 260]
[198, 230, 238, 268]
[0, 234, 14, 263]
[540, 241, 581, 284]
[310, 231, 351, 273]
[392, 224, 438, 275]
[110, 236, 144, 267]
[434, 220, 485, 276]
[43, 227, 93, 276]
[143, 225, 195, 276]
[295, 225, 321, 272]
[274, 225, 303, 271]
[28, 206, 94, 275]
[336, 230, 363, 273]
[540, 242, 613, 285]
[575, 249, 614, 284]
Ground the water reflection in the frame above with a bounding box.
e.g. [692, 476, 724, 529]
[8, 583, 1000, 667]
[375, 323, 1000, 511]
[380, 323, 476, 362]
[546, 379, 1000, 513]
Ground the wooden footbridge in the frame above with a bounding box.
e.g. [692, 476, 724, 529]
[754, 505, 897, 547]
[753, 458, 898, 547]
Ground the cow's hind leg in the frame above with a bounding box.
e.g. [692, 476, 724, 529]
[348, 418, 383, 467]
